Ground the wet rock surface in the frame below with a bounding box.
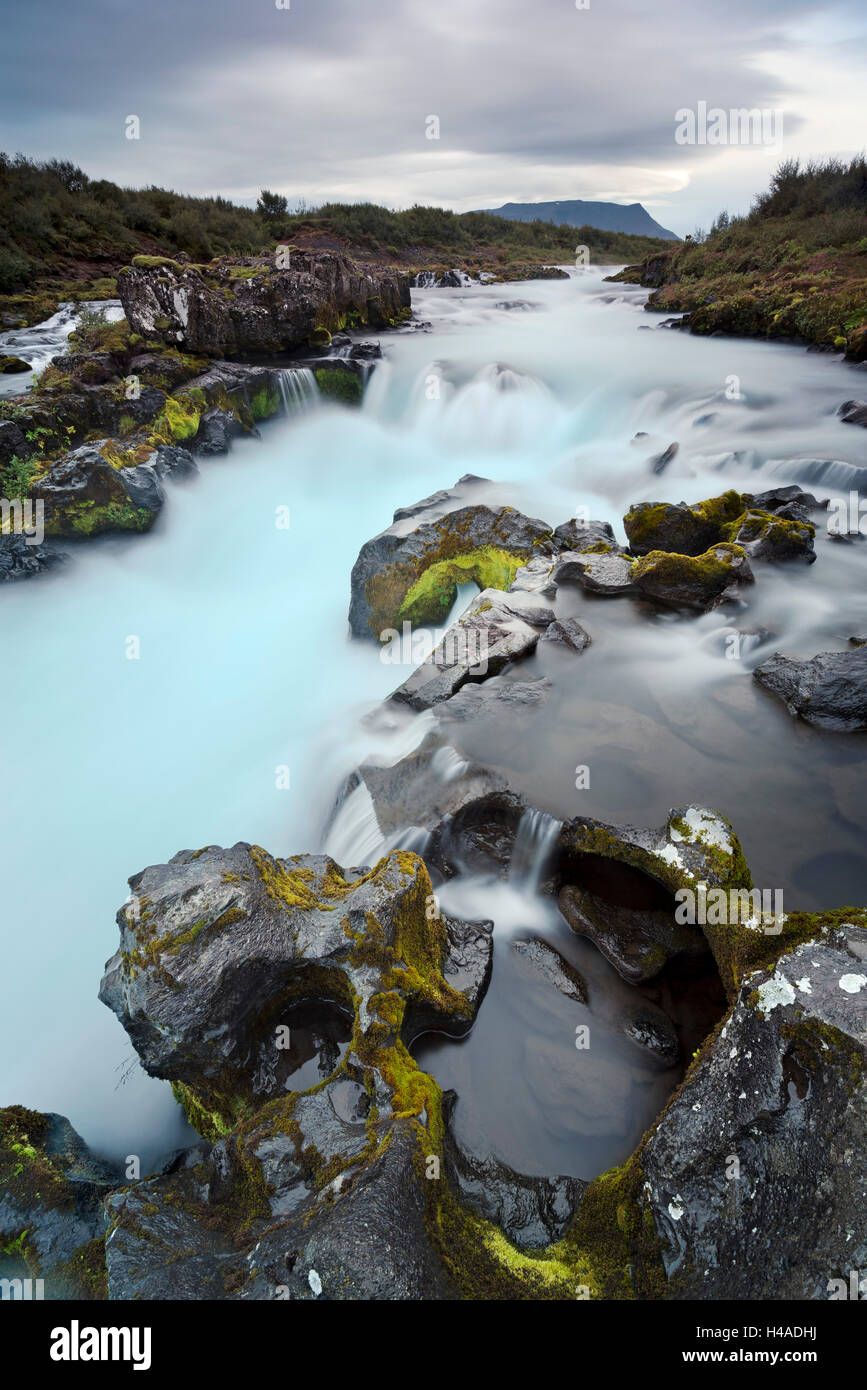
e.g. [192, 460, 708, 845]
[754, 645, 867, 731]
[0, 532, 67, 582]
[0, 1106, 120, 1298]
[631, 543, 754, 611]
[441, 1093, 585, 1249]
[349, 497, 565, 639]
[643, 925, 867, 1299]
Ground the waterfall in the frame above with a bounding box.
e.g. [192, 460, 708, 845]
[278, 367, 319, 414]
[322, 782, 383, 868]
[509, 810, 562, 893]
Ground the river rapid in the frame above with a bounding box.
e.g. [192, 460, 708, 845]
[1, 269, 865, 1177]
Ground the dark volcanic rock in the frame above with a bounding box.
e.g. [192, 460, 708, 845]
[117, 251, 412, 356]
[349, 500, 561, 640]
[552, 549, 636, 595]
[435, 675, 553, 722]
[624, 494, 743, 556]
[98, 839, 493, 1301]
[0, 1105, 120, 1298]
[754, 646, 867, 731]
[512, 937, 588, 1003]
[631, 543, 754, 611]
[643, 925, 867, 1299]
[390, 586, 554, 710]
[0, 418, 28, 467]
[621, 999, 680, 1066]
[100, 843, 491, 1105]
[838, 399, 867, 428]
[441, 1093, 585, 1249]
[559, 883, 686, 984]
[541, 617, 592, 652]
[0, 533, 67, 583]
[649, 441, 679, 475]
[29, 445, 162, 536]
[196, 406, 248, 456]
[552, 517, 617, 551]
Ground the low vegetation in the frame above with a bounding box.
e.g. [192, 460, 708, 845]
[0, 152, 671, 325]
[608, 157, 867, 358]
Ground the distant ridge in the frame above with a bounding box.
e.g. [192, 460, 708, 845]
[475, 199, 680, 241]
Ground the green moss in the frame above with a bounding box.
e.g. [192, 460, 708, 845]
[314, 367, 363, 407]
[249, 384, 281, 422]
[44, 499, 156, 538]
[396, 547, 526, 627]
[149, 392, 200, 444]
[131, 255, 186, 273]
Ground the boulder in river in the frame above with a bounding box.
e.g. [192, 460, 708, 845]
[117, 250, 412, 356]
[98, 839, 495, 1300]
[390, 585, 554, 709]
[838, 399, 867, 428]
[624, 486, 817, 561]
[29, 445, 162, 537]
[349, 501, 563, 640]
[552, 549, 636, 595]
[631, 542, 754, 611]
[753, 645, 867, 731]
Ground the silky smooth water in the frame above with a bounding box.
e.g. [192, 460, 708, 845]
[1, 270, 865, 1173]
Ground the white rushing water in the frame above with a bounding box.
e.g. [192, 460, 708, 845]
[0, 300, 126, 395]
[1, 268, 866, 1170]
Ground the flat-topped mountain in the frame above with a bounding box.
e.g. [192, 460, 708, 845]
[476, 199, 680, 241]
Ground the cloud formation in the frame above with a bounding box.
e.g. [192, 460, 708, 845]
[1, 0, 864, 233]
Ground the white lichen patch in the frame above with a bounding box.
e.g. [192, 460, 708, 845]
[838, 973, 867, 994]
[308, 1268, 322, 1296]
[668, 1196, 685, 1221]
[671, 806, 733, 853]
[794, 977, 812, 994]
[755, 970, 796, 1014]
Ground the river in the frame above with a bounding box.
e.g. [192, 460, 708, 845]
[1, 268, 865, 1177]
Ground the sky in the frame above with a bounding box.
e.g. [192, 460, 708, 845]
[1, 0, 865, 236]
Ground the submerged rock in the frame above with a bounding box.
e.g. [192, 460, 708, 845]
[838, 399, 867, 428]
[558, 883, 701, 985]
[512, 937, 588, 1004]
[754, 646, 867, 731]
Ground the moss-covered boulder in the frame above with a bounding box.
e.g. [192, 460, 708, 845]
[99, 841, 495, 1299]
[625, 488, 816, 564]
[631, 542, 754, 611]
[29, 445, 161, 537]
[624, 492, 745, 556]
[0, 355, 31, 374]
[116, 250, 412, 357]
[349, 499, 564, 640]
[0, 1106, 119, 1299]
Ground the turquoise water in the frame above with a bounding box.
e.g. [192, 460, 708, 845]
[2, 271, 865, 1172]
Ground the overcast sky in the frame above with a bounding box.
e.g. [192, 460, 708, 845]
[1, 0, 864, 234]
